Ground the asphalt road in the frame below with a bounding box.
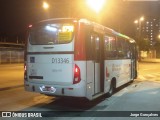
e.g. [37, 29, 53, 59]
[0, 63, 160, 119]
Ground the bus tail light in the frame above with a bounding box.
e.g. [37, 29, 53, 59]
[106, 67, 110, 78]
[24, 63, 28, 81]
[73, 64, 81, 84]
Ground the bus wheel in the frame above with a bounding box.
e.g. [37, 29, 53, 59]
[107, 81, 115, 97]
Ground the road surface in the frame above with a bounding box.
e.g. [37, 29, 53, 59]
[0, 62, 160, 119]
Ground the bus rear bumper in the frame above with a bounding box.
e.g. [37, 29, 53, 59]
[24, 81, 86, 98]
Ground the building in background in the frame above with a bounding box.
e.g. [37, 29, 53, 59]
[142, 18, 160, 47]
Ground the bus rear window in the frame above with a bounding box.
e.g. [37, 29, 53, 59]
[29, 23, 74, 45]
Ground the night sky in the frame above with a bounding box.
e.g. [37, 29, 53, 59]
[0, 0, 159, 42]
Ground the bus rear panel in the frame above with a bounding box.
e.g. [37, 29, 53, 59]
[24, 19, 86, 98]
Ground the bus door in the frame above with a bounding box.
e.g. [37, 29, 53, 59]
[130, 43, 137, 80]
[87, 33, 104, 96]
[94, 35, 101, 94]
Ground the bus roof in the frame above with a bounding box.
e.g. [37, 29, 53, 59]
[35, 18, 136, 43]
[78, 18, 136, 43]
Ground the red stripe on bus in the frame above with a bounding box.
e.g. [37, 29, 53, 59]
[74, 23, 86, 60]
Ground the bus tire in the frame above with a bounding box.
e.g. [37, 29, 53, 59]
[107, 80, 115, 97]
[134, 70, 138, 79]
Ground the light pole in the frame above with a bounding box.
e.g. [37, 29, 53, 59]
[139, 17, 144, 42]
[42, 1, 50, 19]
[134, 16, 144, 61]
[134, 20, 139, 40]
[134, 16, 144, 45]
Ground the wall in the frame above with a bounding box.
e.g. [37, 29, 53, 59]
[0, 49, 24, 64]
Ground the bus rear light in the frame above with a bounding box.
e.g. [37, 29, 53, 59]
[106, 67, 110, 78]
[24, 65, 27, 71]
[24, 64, 28, 81]
[28, 24, 32, 28]
[73, 64, 81, 84]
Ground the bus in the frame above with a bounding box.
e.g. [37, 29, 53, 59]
[24, 18, 138, 100]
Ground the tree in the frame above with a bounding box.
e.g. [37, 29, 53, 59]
[155, 41, 160, 58]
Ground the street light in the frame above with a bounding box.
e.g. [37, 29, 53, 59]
[140, 16, 144, 21]
[43, 1, 49, 10]
[134, 17, 144, 24]
[158, 34, 160, 39]
[134, 20, 138, 24]
[86, 0, 105, 13]
[134, 16, 145, 41]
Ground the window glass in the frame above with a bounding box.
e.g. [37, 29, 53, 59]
[117, 38, 131, 59]
[125, 40, 131, 59]
[86, 33, 101, 61]
[29, 23, 74, 45]
[104, 35, 116, 59]
[116, 38, 125, 58]
[86, 34, 94, 60]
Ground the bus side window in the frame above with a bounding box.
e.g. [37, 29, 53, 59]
[104, 35, 117, 59]
[116, 38, 132, 59]
[86, 33, 93, 60]
[124, 39, 131, 59]
[94, 35, 101, 62]
[91, 34, 101, 62]
[116, 38, 125, 59]
[86, 33, 102, 62]
[130, 43, 136, 59]
[86, 33, 99, 61]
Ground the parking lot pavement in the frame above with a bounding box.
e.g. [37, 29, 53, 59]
[140, 58, 160, 63]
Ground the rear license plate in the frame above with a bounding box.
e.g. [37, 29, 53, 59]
[40, 86, 56, 93]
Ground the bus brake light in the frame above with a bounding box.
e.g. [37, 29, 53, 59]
[73, 64, 81, 84]
[24, 64, 28, 81]
[28, 24, 32, 28]
[106, 67, 110, 78]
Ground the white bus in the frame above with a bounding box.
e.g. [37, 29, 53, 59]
[24, 18, 138, 100]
